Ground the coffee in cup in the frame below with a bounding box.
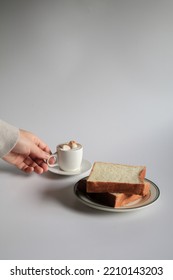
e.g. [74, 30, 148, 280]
[47, 140, 83, 172]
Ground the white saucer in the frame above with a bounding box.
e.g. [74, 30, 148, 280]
[48, 159, 92, 176]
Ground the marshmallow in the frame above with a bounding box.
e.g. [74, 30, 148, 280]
[62, 144, 71, 151]
[69, 141, 78, 149]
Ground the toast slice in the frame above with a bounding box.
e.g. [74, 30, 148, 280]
[87, 162, 149, 196]
[88, 192, 142, 207]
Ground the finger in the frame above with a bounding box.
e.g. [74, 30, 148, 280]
[34, 158, 49, 172]
[37, 139, 51, 154]
[17, 160, 34, 173]
[33, 165, 44, 174]
[30, 144, 50, 161]
[24, 157, 45, 174]
[42, 145, 51, 154]
[24, 166, 34, 173]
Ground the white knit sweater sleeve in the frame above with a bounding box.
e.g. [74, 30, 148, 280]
[0, 120, 19, 158]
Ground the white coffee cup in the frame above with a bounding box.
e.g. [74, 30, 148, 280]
[47, 142, 83, 172]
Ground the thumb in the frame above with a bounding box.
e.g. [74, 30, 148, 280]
[30, 144, 50, 160]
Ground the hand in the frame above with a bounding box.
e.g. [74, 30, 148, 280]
[3, 129, 51, 174]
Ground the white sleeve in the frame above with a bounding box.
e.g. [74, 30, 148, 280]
[0, 119, 19, 158]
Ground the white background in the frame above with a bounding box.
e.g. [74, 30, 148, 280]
[0, 0, 173, 259]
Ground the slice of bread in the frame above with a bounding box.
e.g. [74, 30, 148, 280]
[121, 194, 142, 207]
[87, 162, 149, 195]
[88, 192, 142, 207]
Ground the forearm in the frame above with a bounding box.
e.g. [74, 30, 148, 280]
[0, 119, 19, 158]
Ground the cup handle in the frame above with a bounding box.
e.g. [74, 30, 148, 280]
[47, 153, 58, 167]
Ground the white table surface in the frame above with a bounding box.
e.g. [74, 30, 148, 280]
[0, 0, 173, 260]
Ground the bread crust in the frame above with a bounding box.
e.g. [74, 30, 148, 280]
[88, 192, 141, 207]
[87, 181, 149, 195]
[91, 193, 142, 207]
